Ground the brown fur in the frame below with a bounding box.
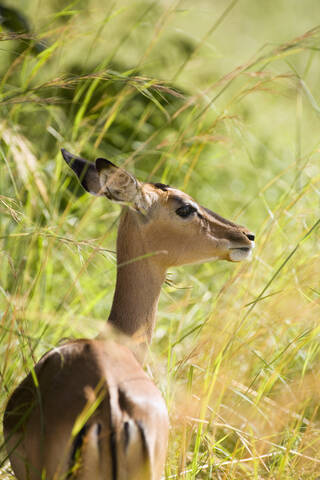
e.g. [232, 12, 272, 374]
[3, 150, 254, 480]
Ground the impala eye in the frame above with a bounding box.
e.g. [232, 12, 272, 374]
[176, 204, 197, 218]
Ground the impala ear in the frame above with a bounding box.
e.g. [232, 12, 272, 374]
[95, 157, 140, 203]
[61, 149, 102, 195]
[61, 149, 141, 203]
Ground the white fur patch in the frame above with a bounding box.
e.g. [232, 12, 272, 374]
[229, 248, 252, 262]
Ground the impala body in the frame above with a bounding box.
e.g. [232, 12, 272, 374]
[4, 149, 255, 480]
[4, 339, 167, 480]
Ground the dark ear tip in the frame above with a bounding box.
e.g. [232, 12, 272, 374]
[61, 148, 74, 164]
[95, 157, 116, 172]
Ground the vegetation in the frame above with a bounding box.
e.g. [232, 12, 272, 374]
[1, 0, 320, 478]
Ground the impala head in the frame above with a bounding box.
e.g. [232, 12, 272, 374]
[61, 149, 254, 269]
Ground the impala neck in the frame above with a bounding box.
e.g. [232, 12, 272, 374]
[108, 209, 166, 343]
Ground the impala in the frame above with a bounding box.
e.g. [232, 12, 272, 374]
[4, 149, 255, 480]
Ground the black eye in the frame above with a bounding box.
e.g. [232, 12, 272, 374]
[175, 204, 196, 218]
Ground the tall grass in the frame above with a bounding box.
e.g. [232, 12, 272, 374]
[1, 1, 320, 478]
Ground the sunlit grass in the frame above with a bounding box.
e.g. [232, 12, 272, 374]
[1, 1, 320, 479]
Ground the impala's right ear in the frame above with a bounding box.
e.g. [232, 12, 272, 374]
[61, 149, 141, 203]
[61, 149, 102, 195]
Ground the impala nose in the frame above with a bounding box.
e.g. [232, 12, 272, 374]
[246, 233, 255, 241]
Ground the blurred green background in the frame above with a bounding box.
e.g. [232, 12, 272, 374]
[0, 1, 320, 478]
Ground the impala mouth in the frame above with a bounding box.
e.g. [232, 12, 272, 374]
[229, 245, 254, 262]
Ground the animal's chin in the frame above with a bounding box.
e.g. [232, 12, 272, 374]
[229, 247, 253, 262]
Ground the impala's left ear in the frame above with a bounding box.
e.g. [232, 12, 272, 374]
[95, 157, 141, 203]
[61, 149, 142, 204]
